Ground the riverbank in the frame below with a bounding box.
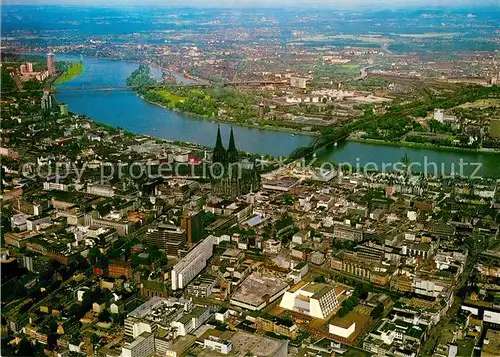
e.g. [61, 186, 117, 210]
[139, 94, 319, 137]
[348, 136, 500, 155]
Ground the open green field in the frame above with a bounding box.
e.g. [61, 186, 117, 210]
[152, 89, 186, 105]
[314, 63, 361, 82]
[56, 62, 84, 84]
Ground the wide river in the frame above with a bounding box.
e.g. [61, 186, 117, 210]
[54, 54, 499, 177]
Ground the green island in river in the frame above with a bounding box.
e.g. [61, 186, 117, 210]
[56, 61, 84, 84]
[127, 65, 319, 135]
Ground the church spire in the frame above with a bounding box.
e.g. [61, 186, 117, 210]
[227, 126, 239, 163]
[212, 125, 226, 164]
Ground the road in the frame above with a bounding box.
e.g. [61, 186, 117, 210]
[419, 261, 475, 355]
[354, 66, 373, 81]
[419, 232, 489, 356]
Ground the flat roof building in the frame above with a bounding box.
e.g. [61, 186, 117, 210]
[171, 235, 215, 290]
[121, 332, 154, 357]
[146, 224, 187, 257]
[329, 311, 371, 344]
[230, 272, 289, 311]
[262, 177, 299, 192]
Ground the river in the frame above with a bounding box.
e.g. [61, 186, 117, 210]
[53, 54, 499, 177]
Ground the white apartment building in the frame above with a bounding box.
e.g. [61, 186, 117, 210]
[171, 235, 215, 290]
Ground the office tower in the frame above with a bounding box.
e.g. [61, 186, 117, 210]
[181, 210, 203, 247]
[41, 91, 53, 110]
[47, 52, 56, 76]
[146, 224, 187, 257]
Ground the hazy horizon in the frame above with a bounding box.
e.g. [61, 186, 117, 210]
[2, 0, 499, 9]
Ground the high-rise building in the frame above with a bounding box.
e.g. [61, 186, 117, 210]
[490, 119, 500, 139]
[146, 224, 187, 257]
[171, 235, 215, 290]
[20, 64, 27, 74]
[41, 90, 53, 110]
[181, 210, 203, 247]
[26, 62, 33, 73]
[47, 52, 56, 76]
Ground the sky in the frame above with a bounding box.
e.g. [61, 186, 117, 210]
[2, 0, 498, 8]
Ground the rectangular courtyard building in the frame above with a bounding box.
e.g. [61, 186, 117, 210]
[230, 272, 289, 311]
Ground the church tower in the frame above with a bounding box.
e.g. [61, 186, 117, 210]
[226, 127, 239, 164]
[210, 127, 261, 198]
[212, 126, 226, 164]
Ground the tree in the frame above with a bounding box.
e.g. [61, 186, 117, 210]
[47, 333, 58, 351]
[13, 283, 27, 299]
[338, 306, 350, 318]
[370, 303, 384, 319]
[281, 315, 293, 326]
[126, 65, 156, 88]
[88, 247, 102, 265]
[47, 319, 58, 334]
[98, 310, 111, 322]
[23, 79, 43, 91]
[485, 291, 495, 302]
[313, 275, 326, 283]
[1, 70, 18, 92]
[354, 283, 373, 300]
[107, 247, 122, 260]
[68, 303, 81, 319]
[282, 193, 295, 205]
[338, 295, 358, 317]
[15, 338, 35, 357]
[90, 333, 100, 346]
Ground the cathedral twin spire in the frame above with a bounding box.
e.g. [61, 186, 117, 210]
[213, 126, 239, 165]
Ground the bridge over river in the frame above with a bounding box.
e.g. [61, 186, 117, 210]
[36, 79, 289, 94]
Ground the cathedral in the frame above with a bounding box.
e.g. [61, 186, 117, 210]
[210, 126, 261, 198]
